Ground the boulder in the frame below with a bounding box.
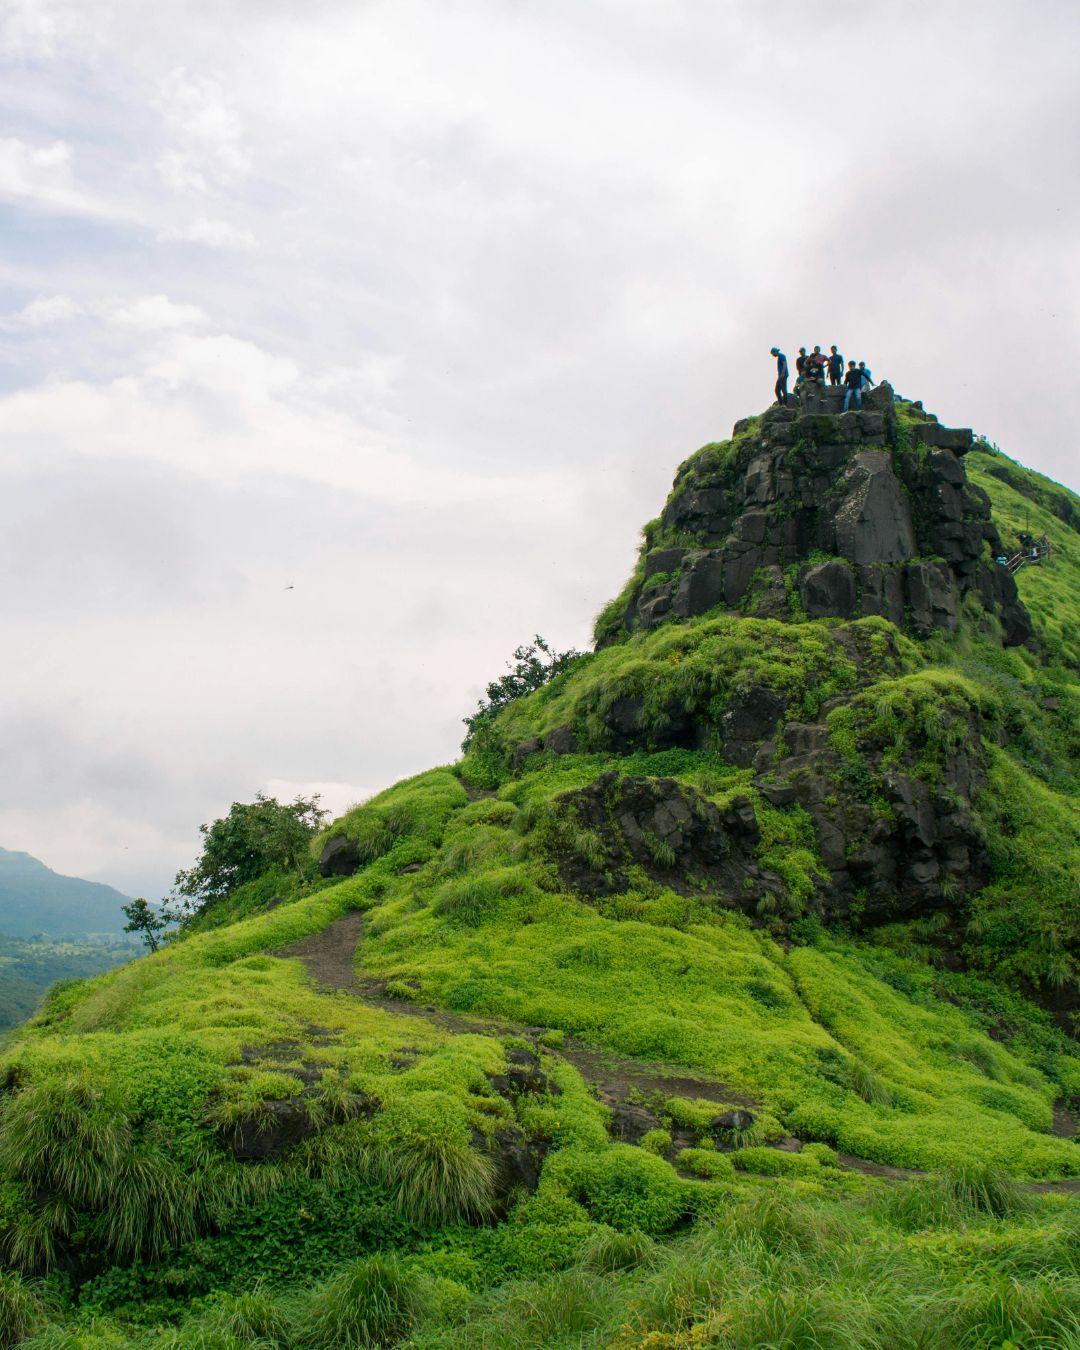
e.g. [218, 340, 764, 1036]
[799, 560, 857, 619]
[644, 546, 686, 579]
[719, 686, 788, 766]
[544, 725, 578, 755]
[609, 1101, 662, 1144]
[227, 1091, 372, 1160]
[319, 835, 360, 878]
[833, 450, 916, 565]
[511, 738, 542, 771]
[487, 1127, 550, 1209]
[857, 564, 905, 625]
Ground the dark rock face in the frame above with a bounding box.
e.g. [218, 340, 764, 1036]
[833, 449, 916, 564]
[605, 383, 1030, 647]
[549, 771, 779, 912]
[487, 1127, 550, 1210]
[755, 702, 991, 924]
[319, 835, 360, 878]
[800, 560, 857, 619]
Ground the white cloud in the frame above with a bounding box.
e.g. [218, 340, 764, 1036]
[0, 293, 85, 330]
[264, 779, 374, 821]
[155, 66, 250, 192]
[0, 136, 124, 220]
[0, 292, 206, 333]
[109, 294, 208, 330]
[157, 217, 257, 248]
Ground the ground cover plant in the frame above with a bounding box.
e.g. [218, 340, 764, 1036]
[1, 420, 1077, 1346]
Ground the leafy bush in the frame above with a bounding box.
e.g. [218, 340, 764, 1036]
[462, 637, 582, 752]
[570, 1147, 687, 1234]
[677, 1148, 734, 1181]
[174, 793, 327, 916]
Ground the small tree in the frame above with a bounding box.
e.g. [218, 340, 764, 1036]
[122, 898, 170, 952]
[172, 792, 327, 913]
[462, 636, 581, 752]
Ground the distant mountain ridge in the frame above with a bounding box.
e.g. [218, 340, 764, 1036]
[0, 847, 131, 937]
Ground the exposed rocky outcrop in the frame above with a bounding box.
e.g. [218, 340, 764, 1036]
[753, 701, 991, 924]
[319, 835, 360, 877]
[548, 771, 781, 911]
[224, 1090, 374, 1160]
[602, 384, 1030, 648]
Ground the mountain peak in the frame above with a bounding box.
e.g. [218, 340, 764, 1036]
[596, 384, 1031, 650]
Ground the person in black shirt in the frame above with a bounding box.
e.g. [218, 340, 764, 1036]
[843, 361, 864, 411]
[795, 347, 807, 378]
[827, 345, 844, 385]
[771, 347, 789, 405]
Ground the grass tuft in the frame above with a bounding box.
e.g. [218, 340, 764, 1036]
[298, 1254, 426, 1349]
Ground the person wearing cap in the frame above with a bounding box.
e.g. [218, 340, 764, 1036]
[827, 345, 844, 386]
[771, 347, 789, 405]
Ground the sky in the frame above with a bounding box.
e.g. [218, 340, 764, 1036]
[1, 0, 1078, 897]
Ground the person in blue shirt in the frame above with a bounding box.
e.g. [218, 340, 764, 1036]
[843, 361, 864, 411]
[858, 361, 875, 388]
[827, 346, 844, 385]
[770, 347, 789, 405]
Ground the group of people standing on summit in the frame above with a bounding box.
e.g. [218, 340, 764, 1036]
[769, 345, 875, 411]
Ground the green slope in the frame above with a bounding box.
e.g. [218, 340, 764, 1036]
[0, 441, 1077, 1348]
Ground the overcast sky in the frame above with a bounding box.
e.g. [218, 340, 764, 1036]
[1, 0, 1078, 897]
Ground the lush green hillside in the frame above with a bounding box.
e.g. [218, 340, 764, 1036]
[1, 411, 1077, 1349]
[0, 848, 130, 938]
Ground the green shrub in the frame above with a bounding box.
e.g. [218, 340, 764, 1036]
[730, 1146, 822, 1179]
[0, 1271, 51, 1348]
[876, 1163, 1031, 1231]
[366, 1134, 495, 1228]
[578, 1225, 658, 1274]
[298, 1254, 427, 1349]
[19, 1320, 130, 1349]
[455, 1268, 613, 1348]
[570, 1147, 687, 1234]
[638, 1128, 672, 1157]
[183, 1288, 296, 1345]
[677, 1148, 735, 1181]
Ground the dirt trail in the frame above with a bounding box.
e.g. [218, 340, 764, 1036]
[274, 911, 1080, 1193]
[274, 911, 753, 1110]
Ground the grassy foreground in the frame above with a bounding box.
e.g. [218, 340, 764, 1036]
[0, 438, 1077, 1347]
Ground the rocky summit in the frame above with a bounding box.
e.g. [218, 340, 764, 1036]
[1, 384, 1077, 1348]
[599, 384, 1031, 648]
